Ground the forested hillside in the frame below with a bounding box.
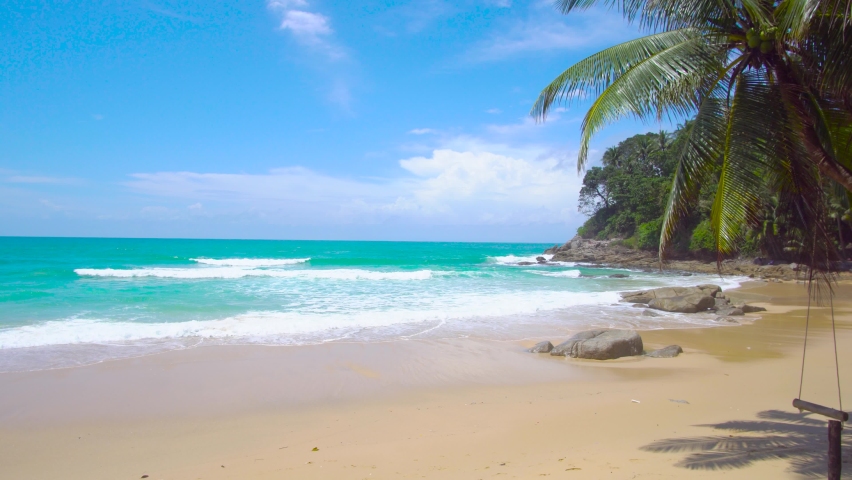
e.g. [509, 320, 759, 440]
[576, 124, 852, 261]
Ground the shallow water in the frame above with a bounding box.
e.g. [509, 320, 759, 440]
[0, 237, 744, 371]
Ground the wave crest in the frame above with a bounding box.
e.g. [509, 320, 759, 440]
[75, 267, 433, 281]
[190, 258, 310, 266]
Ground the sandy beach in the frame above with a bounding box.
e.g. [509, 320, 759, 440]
[1, 280, 850, 479]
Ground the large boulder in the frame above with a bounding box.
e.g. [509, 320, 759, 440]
[619, 285, 722, 304]
[527, 341, 554, 353]
[648, 294, 715, 313]
[575, 330, 644, 360]
[647, 345, 683, 358]
[551, 330, 604, 356]
[552, 330, 643, 360]
[740, 304, 767, 313]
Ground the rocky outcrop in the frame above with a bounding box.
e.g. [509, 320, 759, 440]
[550, 329, 643, 360]
[527, 341, 554, 353]
[545, 235, 852, 279]
[647, 345, 683, 358]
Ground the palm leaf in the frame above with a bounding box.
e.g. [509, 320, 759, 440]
[573, 34, 722, 169]
[531, 29, 702, 121]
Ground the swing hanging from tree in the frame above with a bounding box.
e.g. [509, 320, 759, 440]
[792, 274, 847, 480]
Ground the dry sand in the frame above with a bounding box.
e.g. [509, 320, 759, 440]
[1, 281, 851, 479]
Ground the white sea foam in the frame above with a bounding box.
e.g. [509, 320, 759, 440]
[0, 290, 622, 349]
[191, 257, 310, 266]
[529, 270, 582, 278]
[488, 254, 554, 265]
[75, 268, 433, 280]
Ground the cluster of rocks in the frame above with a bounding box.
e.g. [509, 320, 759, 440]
[543, 235, 852, 280]
[517, 256, 555, 266]
[619, 284, 766, 323]
[527, 329, 682, 360]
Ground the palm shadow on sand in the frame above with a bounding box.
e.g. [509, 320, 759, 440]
[641, 410, 852, 477]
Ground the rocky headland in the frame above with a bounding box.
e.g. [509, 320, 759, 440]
[542, 235, 852, 280]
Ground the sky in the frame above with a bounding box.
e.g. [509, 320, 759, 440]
[0, 0, 663, 242]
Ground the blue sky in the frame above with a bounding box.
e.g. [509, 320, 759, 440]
[1, 0, 662, 242]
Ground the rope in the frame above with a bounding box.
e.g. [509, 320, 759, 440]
[829, 292, 843, 414]
[797, 280, 813, 400]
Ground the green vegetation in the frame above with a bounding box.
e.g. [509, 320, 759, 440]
[573, 124, 852, 261]
[533, 0, 852, 268]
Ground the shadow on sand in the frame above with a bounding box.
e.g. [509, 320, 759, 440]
[641, 410, 851, 477]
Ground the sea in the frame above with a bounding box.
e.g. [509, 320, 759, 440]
[0, 237, 744, 372]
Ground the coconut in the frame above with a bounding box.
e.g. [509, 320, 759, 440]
[760, 41, 773, 54]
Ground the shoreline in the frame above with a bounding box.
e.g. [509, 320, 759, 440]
[1, 280, 850, 478]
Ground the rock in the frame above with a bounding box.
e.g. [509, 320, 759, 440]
[741, 304, 767, 313]
[753, 257, 767, 265]
[544, 245, 560, 255]
[536, 256, 547, 264]
[527, 341, 554, 353]
[551, 330, 605, 356]
[620, 291, 655, 304]
[619, 285, 722, 304]
[517, 261, 535, 266]
[646, 345, 683, 358]
[713, 297, 730, 310]
[648, 294, 715, 313]
[642, 309, 661, 317]
[551, 330, 643, 360]
[609, 274, 629, 278]
[573, 330, 644, 360]
[631, 303, 646, 308]
[715, 316, 740, 323]
[696, 284, 722, 297]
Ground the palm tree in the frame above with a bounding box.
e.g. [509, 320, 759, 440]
[532, 0, 852, 267]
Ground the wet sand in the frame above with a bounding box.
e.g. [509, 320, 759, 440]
[1, 281, 850, 479]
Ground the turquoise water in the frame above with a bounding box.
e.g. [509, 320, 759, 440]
[0, 237, 742, 371]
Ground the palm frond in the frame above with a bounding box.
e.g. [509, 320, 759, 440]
[531, 29, 702, 121]
[711, 72, 769, 257]
[574, 35, 723, 169]
[659, 93, 728, 258]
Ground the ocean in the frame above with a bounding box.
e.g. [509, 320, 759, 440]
[0, 237, 743, 371]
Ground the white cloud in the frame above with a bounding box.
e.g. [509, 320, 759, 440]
[125, 146, 582, 226]
[408, 128, 437, 135]
[280, 10, 332, 38]
[486, 108, 502, 114]
[463, 10, 633, 62]
[268, 1, 344, 60]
